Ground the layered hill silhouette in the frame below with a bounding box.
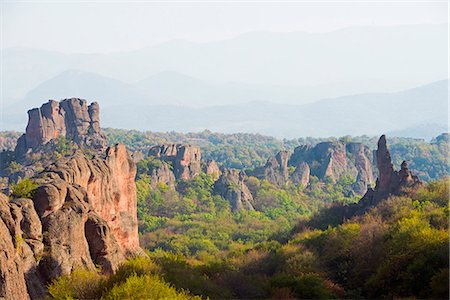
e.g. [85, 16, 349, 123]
[3, 67, 447, 139]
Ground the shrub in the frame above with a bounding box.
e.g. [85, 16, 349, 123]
[47, 269, 105, 299]
[11, 178, 38, 199]
[103, 274, 199, 300]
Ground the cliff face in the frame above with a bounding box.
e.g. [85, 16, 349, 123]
[0, 195, 45, 300]
[213, 169, 254, 211]
[361, 135, 422, 206]
[15, 99, 107, 157]
[37, 144, 139, 254]
[1, 144, 139, 299]
[1, 100, 140, 299]
[148, 144, 201, 180]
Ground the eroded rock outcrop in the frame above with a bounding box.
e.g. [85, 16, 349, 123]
[15, 98, 107, 158]
[0, 194, 45, 300]
[291, 162, 310, 188]
[253, 151, 290, 186]
[287, 141, 374, 192]
[1, 100, 141, 299]
[360, 135, 422, 206]
[148, 144, 201, 180]
[37, 144, 139, 254]
[204, 160, 221, 180]
[149, 162, 176, 188]
[213, 169, 254, 211]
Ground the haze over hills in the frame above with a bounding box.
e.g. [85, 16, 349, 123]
[100, 79, 447, 139]
[2, 24, 447, 102]
[1, 24, 447, 139]
[2, 63, 447, 140]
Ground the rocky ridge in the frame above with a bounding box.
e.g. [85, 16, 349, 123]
[253, 141, 375, 193]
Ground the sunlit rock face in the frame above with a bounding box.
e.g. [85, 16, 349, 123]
[1, 99, 141, 299]
[15, 98, 107, 157]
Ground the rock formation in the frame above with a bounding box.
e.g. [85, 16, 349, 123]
[36, 144, 139, 254]
[0, 145, 140, 299]
[1, 100, 141, 299]
[346, 143, 375, 193]
[213, 169, 254, 211]
[287, 141, 374, 193]
[253, 151, 290, 186]
[0, 195, 45, 299]
[149, 162, 176, 188]
[148, 144, 201, 180]
[204, 160, 221, 180]
[360, 135, 422, 206]
[290, 162, 310, 188]
[15, 98, 107, 158]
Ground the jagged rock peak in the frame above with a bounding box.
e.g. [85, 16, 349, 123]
[148, 144, 201, 180]
[361, 135, 422, 206]
[213, 168, 254, 211]
[15, 98, 107, 157]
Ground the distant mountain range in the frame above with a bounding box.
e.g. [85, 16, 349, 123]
[3, 24, 447, 104]
[2, 24, 447, 139]
[4, 67, 448, 139]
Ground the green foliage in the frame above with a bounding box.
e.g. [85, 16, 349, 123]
[47, 258, 199, 300]
[47, 269, 105, 300]
[10, 178, 38, 199]
[5, 161, 22, 175]
[103, 274, 199, 300]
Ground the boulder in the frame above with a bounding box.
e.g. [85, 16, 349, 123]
[289, 141, 374, 193]
[149, 162, 176, 188]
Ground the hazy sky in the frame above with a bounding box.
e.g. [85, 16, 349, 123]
[2, 1, 448, 53]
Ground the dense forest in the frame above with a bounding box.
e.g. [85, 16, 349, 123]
[48, 172, 449, 299]
[45, 131, 448, 299]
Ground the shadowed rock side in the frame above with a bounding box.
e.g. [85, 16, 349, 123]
[214, 169, 254, 211]
[148, 144, 201, 180]
[15, 98, 107, 158]
[360, 135, 423, 206]
[291, 162, 310, 188]
[149, 161, 176, 188]
[252, 151, 290, 186]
